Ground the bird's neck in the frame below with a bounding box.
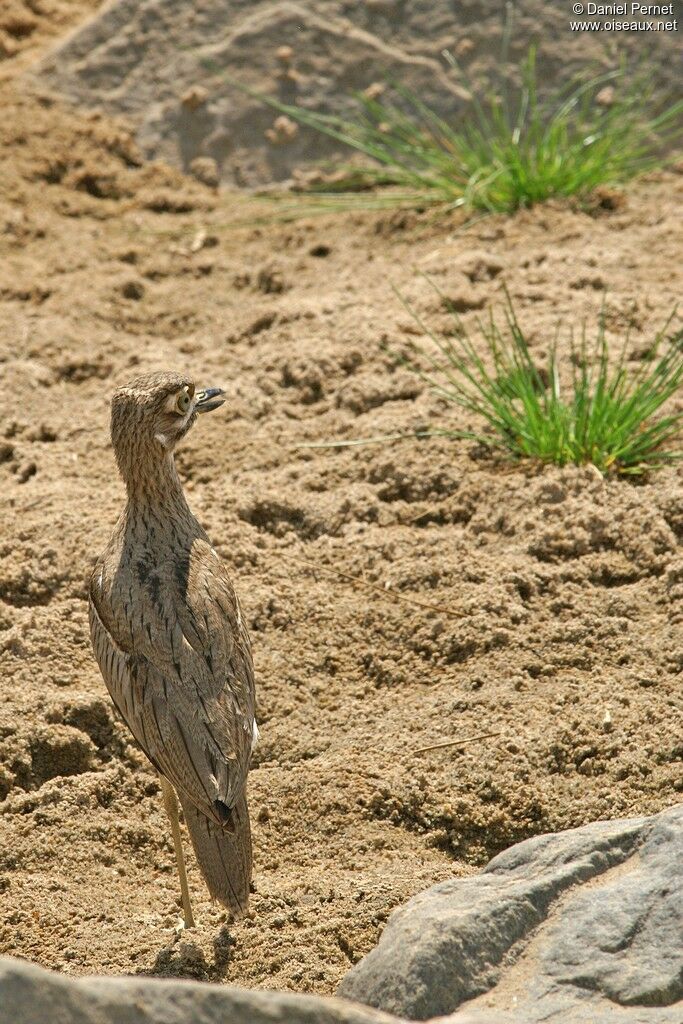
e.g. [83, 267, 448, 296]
[123, 451, 193, 526]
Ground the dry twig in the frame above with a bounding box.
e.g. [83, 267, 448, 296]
[288, 555, 466, 619]
[412, 731, 502, 755]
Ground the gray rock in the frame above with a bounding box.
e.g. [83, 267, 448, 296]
[32, 1, 682, 187]
[33, 0, 464, 188]
[3, 808, 680, 1024]
[0, 956, 403, 1024]
[339, 804, 683, 1023]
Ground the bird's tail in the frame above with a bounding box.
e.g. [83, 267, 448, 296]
[179, 792, 252, 916]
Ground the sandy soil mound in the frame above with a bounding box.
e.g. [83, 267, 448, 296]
[0, 0, 682, 999]
[34, 0, 683, 185]
[0, 0, 101, 65]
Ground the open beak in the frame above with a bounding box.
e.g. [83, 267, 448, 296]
[195, 387, 225, 413]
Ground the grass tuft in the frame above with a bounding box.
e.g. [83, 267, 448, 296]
[240, 46, 682, 214]
[388, 288, 683, 475]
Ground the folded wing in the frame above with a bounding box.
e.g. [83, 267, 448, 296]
[89, 538, 256, 828]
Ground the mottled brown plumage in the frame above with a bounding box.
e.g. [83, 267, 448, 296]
[89, 371, 256, 919]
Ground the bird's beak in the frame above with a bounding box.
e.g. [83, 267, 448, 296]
[195, 387, 226, 413]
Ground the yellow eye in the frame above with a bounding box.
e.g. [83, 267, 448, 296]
[176, 390, 191, 414]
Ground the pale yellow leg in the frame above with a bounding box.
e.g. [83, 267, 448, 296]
[159, 775, 196, 929]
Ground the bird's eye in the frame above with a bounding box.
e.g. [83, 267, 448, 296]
[176, 390, 191, 414]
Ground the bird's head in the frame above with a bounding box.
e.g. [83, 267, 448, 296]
[110, 371, 225, 480]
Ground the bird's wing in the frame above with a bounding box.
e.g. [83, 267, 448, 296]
[89, 538, 256, 826]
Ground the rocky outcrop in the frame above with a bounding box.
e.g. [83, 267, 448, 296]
[33, 1, 682, 186]
[2, 806, 680, 1024]
[0, 956, 400, 1024]
[339, 803, 683, 1023]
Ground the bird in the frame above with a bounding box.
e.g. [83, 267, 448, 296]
[88, 370, 257, 927]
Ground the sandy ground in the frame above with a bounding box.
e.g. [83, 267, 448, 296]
[0, 0, 682, 997]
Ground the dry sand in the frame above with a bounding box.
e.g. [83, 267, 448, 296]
[0, 0, 682, 997]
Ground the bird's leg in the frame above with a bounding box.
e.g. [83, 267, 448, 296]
[159, 775, 196, 929]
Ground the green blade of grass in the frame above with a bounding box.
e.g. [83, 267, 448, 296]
[226, 43, 682, 215]
[375, 291, 682, 476]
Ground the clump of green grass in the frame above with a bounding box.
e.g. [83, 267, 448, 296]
[390, 291, 683, 475]
[242, 46, 682, 214]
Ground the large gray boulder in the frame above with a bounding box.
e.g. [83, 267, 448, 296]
[339, 804, 683, 1023]
[0, 956, 401, 1024]
[33, 0, 682, 187]
[2, 807, 680, 1024]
